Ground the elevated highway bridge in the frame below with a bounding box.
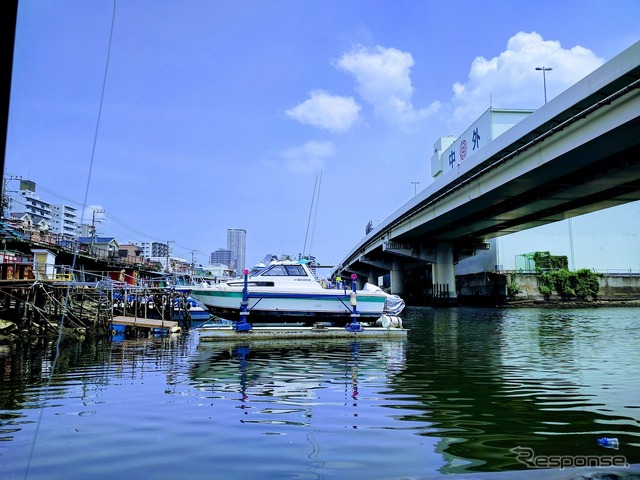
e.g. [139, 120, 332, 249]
[333, 41, 640, 301]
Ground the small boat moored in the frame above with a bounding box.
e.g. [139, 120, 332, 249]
[190, 259, 405, 329]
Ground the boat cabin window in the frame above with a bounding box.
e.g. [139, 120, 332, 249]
[285, 265, 307, 276]
[261, 264, 307, 276]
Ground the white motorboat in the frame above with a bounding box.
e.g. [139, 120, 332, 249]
[189, 260, 405, 327]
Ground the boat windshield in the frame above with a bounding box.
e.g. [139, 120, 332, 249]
[260, 264, 307, 277]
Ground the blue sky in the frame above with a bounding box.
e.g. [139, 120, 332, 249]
[5, 0, 640, 268]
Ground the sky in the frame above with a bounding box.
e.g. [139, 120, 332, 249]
[5, 0, 640, 269]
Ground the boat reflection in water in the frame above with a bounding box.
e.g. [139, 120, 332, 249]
[189, 338, 407, 426]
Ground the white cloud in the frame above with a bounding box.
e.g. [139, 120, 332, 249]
[282, 141, 336, 174]
[286, 90, 361, 133]
[336, 45, 439, 130]
[450, 31, 604, 127]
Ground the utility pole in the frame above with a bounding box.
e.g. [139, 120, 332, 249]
[2, 175, 22, 219]
[190, 250, 197, 275]
[166, 240, 174, 272]
[1, 178, 8, 218]
[411, 181, 420, 196]
[89, 208, 105, 254]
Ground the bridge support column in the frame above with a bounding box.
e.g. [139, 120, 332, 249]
[432, 243, 457, 304]
[390, 260, 405, 295]
[367, 269, 378, 286]
[356, 276, 366, 290]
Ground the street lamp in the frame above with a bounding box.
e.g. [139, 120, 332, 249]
[535, 66, 552, 104]
[411, 181, 420, 196]
[537, 65, 574, 268]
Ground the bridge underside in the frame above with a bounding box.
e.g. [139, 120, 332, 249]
[398, 117, 640, 246]
[341, 96, 640, 301]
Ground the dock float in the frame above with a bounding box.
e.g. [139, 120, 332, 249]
[111, 315, 180, 336]
[197, 324, 408, 341]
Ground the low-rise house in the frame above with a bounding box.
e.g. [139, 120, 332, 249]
[77, 236, 120, 259]
[117, 244, 146, 264]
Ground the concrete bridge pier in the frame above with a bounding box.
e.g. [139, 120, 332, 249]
[367, 268, 379, 286]
[390, 260, 405, 295]
[432, 243, 457, 303]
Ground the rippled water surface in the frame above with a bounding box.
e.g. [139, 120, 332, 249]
[1, 307, 639, 479]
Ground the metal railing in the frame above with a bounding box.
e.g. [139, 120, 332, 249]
[501, 269, 640, 276]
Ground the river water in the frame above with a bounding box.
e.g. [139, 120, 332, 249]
[0, 307, 638, 479]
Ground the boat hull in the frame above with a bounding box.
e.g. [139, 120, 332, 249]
[191, 287, 389, 326]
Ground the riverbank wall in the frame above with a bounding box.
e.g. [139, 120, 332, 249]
[455, 272, 640, 305]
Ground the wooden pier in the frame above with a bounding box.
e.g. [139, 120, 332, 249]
[0, 229, 199, 341]
[0, 276, 192, 341]
[111, 315, 179, 333]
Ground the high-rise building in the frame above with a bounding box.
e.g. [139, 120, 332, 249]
[227, 228, 246, 274]
[50, 204, 79, 237]
[134, 241, 169, 259]
[210, 248, 232, 266]
[7, 180, 79, 238]
[8, 180, 51, 220]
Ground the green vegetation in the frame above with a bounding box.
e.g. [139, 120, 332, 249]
[530, 251, 600, 300]
[533, 251, 568, 271]
[507, 282, 522, 297]
[573, 268, 601, 300]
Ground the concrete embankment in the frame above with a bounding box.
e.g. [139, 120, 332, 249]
[506, 273, 640, 302]
[455, 272, 640, 305]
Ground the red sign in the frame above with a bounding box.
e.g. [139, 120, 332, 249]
[460, 139, 468, 161]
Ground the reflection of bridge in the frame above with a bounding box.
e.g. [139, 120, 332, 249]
[333, 41, 640, 300]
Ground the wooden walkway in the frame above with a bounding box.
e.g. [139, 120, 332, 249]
[111, 315, 179, 330]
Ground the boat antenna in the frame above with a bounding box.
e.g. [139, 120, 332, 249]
[302, 174, 318, 256]
[308, 170, 322, 257]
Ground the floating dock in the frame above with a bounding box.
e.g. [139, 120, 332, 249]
[111, 315, 180, 336]
[197, 324, 408, 341]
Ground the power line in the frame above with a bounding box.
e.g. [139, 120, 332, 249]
[5, 177, 207, 259]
